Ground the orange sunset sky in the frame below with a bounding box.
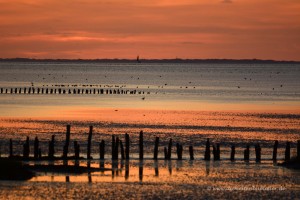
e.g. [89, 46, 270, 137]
[0, 0, 299, 60]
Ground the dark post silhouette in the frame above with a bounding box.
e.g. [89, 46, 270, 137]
[167, 139, 172, 160]
[204, 139, 210, 161]
[244, 144, 250, 161]
[189, 146, 194, 160]
[115, 137, 119, 160]
[23, 136, 30, 158]
[154, 137, 159, 160]
[112, 135, 115, 160]
[9, 139, 13, 157]
[48, 135, 55, 158]
[255, 143, 261, 162]
[99, 140, 105, 160]
[285, 142, 290, 162]
[297, 140, 300, 160]
[125, 133, 130, 160]
[164, 147, 168, 159]
[34, 136, 39, 159]
[87, 126, 93, 159]
[213, 144, 217, 160]
[216, 143, 220, 160]
[230, 145, 235, 161]
[272, 140, 278, 162]
[176, 143, 183, 160]
[120, 140, 125, 160]
[139, 131, 144, 160]
[63, 125, 71, 158]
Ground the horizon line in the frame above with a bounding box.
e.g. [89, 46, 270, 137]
[0, 57, 300, 63]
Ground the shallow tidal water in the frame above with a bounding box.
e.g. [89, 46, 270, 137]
[0, 160, 299, 199]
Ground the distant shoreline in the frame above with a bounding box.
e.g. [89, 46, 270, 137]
[0, 58, 299, 64]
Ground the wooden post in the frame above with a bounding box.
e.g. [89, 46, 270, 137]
[204, 138, 210, 161]
[189, 146, 194, 160]
[120, 140, 125, 160]
[244, 144, 250, 161]
[176, 143, 182, 160]
[115, 137, 119, 160]
[125, 133, 130, 160]
[213, 144, 217, 160]
[34, 136, 39, 159]
[139, 131, 144, 160]
[272, 140, 278, 162]
[167, 139, 172, 160]
[164, 147, 168, 160]
[48, 135, 55, 158]
[87, 126, 93, 159]
[63, 125, 71, 158]
[99, 140, 105, 160]
[230, 145, 235, 161]
[9, 139, 13, 157]
[285, 141, 290, 162]
[112, 135, 115, 160]
[38, 148, 42, 159]
[23, 136, 30, 158]
[297, 140, 300, 160]
[255, 143, 261, 162]
[154, 137, 159, 160]
[216, 143, 220, 160]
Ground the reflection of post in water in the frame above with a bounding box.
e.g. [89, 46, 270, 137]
[87, 161, 92, 183]
[112, 160, 119, 179]
[66, 176, 70, 182]
[168, 160, 172, 175]
[139, 161, 143, 182]
[205, 161, 210, 176]
[154, 160, 159, 177]
[125, 160, 129, 180]
[100, 160, 105, 170]
[176, 160, 182, 171]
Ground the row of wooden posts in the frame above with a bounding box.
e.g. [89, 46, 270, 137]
[0, 87, 149, 95]
[3, 125, 300, 162]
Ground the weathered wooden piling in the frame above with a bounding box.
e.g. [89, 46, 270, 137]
[154, 137, 159, 160]
[297, 140, 300, 160]
[230, 145, 235, 161]
[272, 140, 278, 162]
[244, 145, 250, 161]
[120, 140, 125, 159]
[34, 136, 39, 159]
[189, 146, 194, 160]
[167, 139, 172, 160]
[213, 145, 217, 160]
[255, 143, 261, 162]
[176, 143, 183, 160]
[285, 141, 290, 162]
[74, 141, 80, 159]
[23, 136, 30, 158]
[99, 140, 105, 159]
[48, 135, 55, 158]
[87, 126, 93, 159]
[63, 125, 71, 158]
[115, 137, 119, 160]
[139, 131, 144, 160]
[216, 144, 220, 160]
[112, 135, 115, 160]
[204, 138, 210, 161]
[164, 147, 168, 159]
[125, 133, 130, 159]
[9, 139, 13, 157]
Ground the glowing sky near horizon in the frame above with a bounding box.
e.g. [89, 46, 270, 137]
[0, 0, 299, 60]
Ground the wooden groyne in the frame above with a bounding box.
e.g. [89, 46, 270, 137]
[0, 87, 150, 96]
[4, 125, 300, 163]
